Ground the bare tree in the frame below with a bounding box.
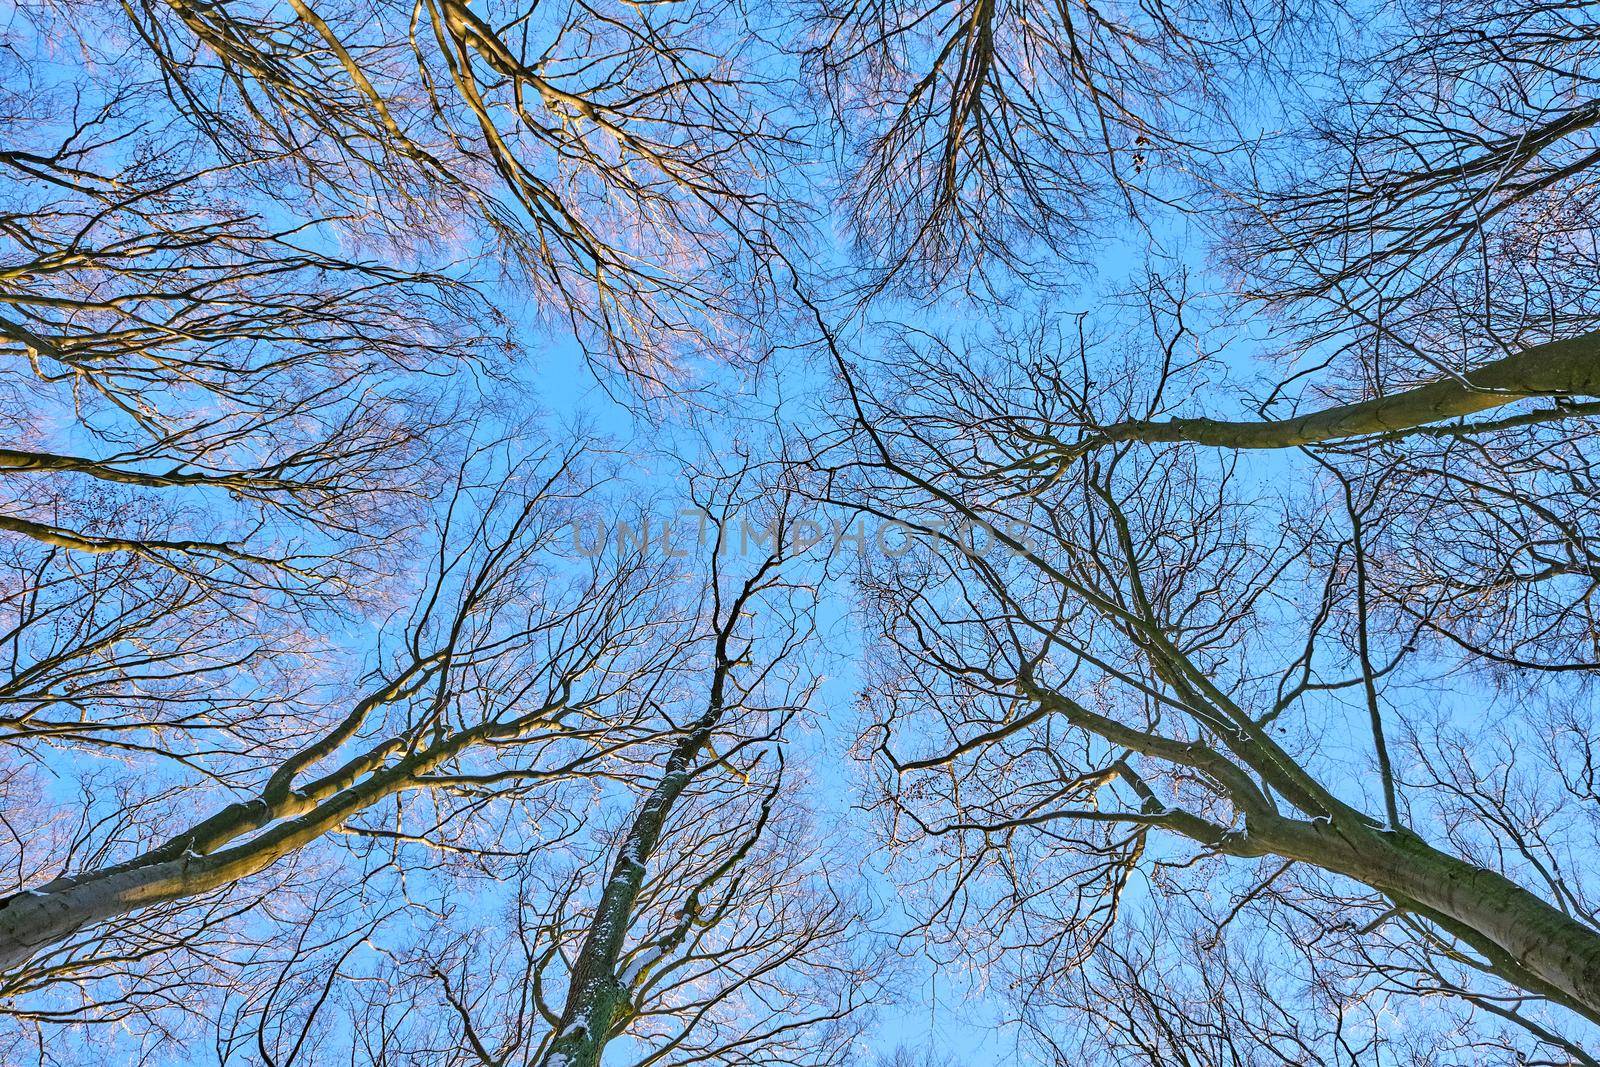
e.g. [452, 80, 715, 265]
[0, 443, 676, 993]
[0, 451, 882, 1065]
[0, 21, 517, 777]
[864, 276, 1600, 676]
[534, 492, 811, 1067]
[14, 0, 1600, 1061]
[82, 0, 801, 380]
[798, 0, 1298, 291]
[1073, 1, 1600, 455]
[821, 335, 1600, 1053]
[798, 3, 1600, 1051]
[322, 774, 871, 1067]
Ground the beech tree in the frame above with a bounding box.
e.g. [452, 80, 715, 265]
[0, 451, 876, 1064]
[7, 0, 1600, 1062]
[0, 444, 662, 990]
[799, 0, 1295, 289]
[815, 0, 1600, 1053]
[112, 0, 798, 379]
[530, 481, 865, 1067]
[821, 322, 1600, 1057]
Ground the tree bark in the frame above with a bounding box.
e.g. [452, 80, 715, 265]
[0, 759, 409, 974]
[0, 708, 487, 974]
[1241, 813, 1600, 1023]
[1091, 327, 1600, 450]
[537, 702, 719, 1067]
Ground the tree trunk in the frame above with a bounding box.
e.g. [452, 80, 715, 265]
[0, 731, 439, 975]
[537, 738, 705, 1067]
[1256, 814, 1600, 1023]
[1093, 327, 1600, 449]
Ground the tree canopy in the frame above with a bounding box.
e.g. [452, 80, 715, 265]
[3, 0, 1600, 1063]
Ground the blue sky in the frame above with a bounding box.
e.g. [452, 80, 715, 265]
[16, 2, 1600, 1058]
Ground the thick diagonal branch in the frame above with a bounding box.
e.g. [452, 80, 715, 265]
[1078, 327, 1600, 452]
